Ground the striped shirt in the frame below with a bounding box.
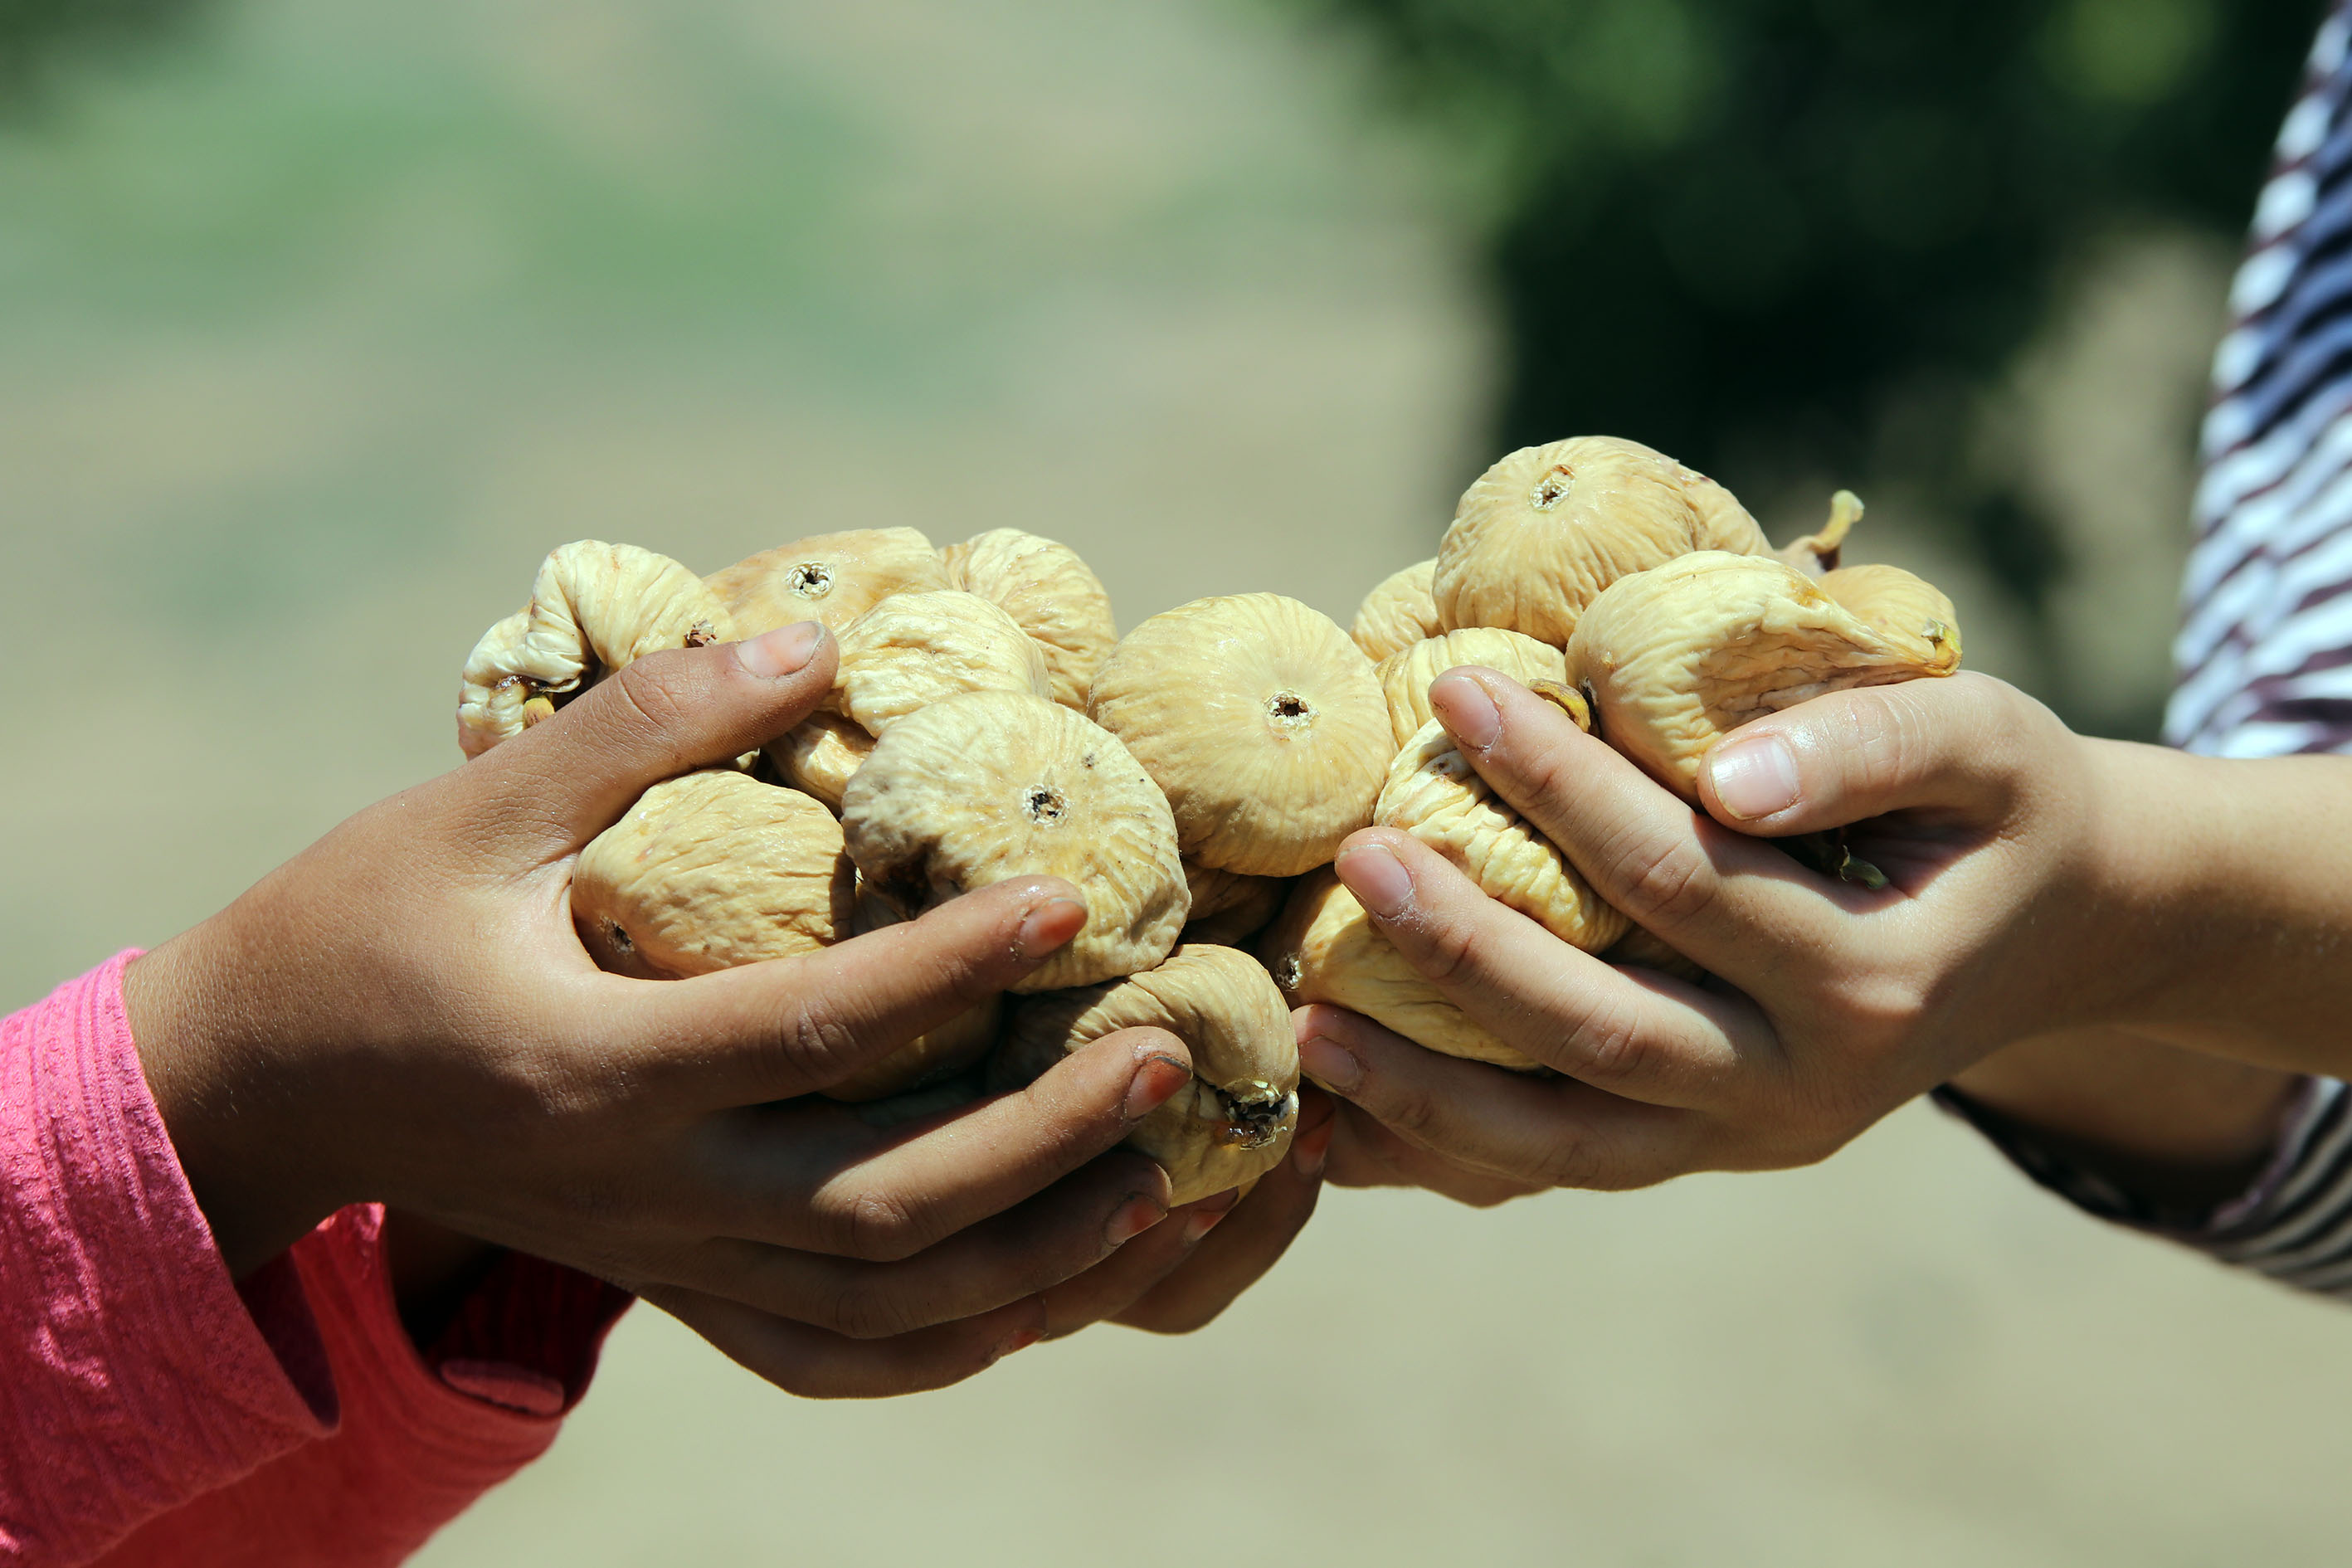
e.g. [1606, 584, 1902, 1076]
[1959, 1, 2352, 1298]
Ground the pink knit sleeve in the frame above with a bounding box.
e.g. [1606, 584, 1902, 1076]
[0, 953, 334, 1564]
[0, 956, 633, 1568]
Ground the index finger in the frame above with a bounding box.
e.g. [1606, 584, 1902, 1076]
[1424, 667, 1855, 977]
[601, 876, 1087, 1106]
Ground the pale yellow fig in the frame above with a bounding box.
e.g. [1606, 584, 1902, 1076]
[459, 541, 734, 758]
[572, 770, 854, 981]
[1818, 563, 1962, 671]
[825, 590, 1050, 736]
[1376, 627, 1567, 747]
[706, 527, 948, 635]
[765, 712, 874, 813]
[1351, 558, 1444, 662]
[1180, 859, 1290, 947]
[841, 689, 1188, 991]
[1087, 593, 1391, 878]
[994, 945, 1299, 1205]
[824, 880, 1001, 1103]
[1259, 869, 1541, 1072]
[1774, 489, 1865, 579]
[1433, 436, 1772, 646]
[1567, 551, 1963, 802]
[1375, 720, 1629, 953]
[942, 528, 1117, 710]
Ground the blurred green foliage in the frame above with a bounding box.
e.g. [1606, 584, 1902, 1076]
[1300, 0, 2320, 612]
[0, 0, 207, 92]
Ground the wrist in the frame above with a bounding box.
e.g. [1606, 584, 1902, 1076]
[124, 917, 343, 1278]
[2066, 735, 2220, 1035]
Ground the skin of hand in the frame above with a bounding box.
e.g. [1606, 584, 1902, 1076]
[124, 622, 1315, 1397]
[1295, 665, 2352, 1195]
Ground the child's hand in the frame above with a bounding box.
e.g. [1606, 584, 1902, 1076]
[125, 626, 1216, 1396]
[1293, 667, 2150, 1193]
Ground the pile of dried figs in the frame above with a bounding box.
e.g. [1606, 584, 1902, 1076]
[457, 435, 1961, 1200]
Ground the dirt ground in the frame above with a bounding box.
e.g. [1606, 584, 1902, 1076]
[3, 1, 2346, 1562]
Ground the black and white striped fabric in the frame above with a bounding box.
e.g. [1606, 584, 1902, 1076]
[1952, 2, 2352, 1298]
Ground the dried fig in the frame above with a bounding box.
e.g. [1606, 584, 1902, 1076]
[942, 528, 1117, 709]
[1087, 594, 1391, 879]
[1433, 436, 1772, 646]
[841, 689, 1187, 992]
[1775, 489, 1864, 579]
[1567, 551, 1963, 802]
[1259, 869, 1539, 1072]
[1351, 558, 1444, 661]
[1376, 628, 1566, 747]
[572, 770, 855, 980]
[1375, 720, 1629, 952]
[994, 945, 1299, 1205]
[765, 711, 875, 813]
[825, 589, 1051, 735]
[1180, 860, 1289, 947]
[706, 527, 948, 635]
[459, 541, 734, 758]
[1818, 563, 1962, 671]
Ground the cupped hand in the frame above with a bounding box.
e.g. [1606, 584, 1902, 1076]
[1296, 665, 2141, 1192]
[125, 624, 1209, 1396]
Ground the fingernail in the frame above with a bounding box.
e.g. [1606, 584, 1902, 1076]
[1125, 1052, 1190, 1121]
[1181, 1187, 1243, 1243]
[1293, 1116, 1334, 1176]
[738, 621, 825, 679]
[1014, 897, 1088, 961]
[1430, 672, 1501, 750]
[1298, 1035, 1363, 1094]
[994, 1326, 1043, 1361]
[1707, 733, 1801, 820]
[1335, 840, 1414, 918]
[1105, 1194, 1167, 1248]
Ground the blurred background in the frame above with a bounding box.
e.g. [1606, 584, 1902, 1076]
[4, 0, 2348, 1562]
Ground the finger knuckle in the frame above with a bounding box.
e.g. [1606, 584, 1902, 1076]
[1608, 830, 1718, 931]
[1410, 914, 1484, 990]
[1568, 1000, 1659, 1088]
[821, 1274, 923, 1341]
[830, 1187, 928, 1263]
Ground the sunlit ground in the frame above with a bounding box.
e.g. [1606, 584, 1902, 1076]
[2, 2, 2340, 1563]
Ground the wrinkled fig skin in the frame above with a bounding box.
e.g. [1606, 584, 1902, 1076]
[765, 712, 875, 814]
[942, 528, 1117, 710]
[1376, 628, 1567, 747]
[1180, 860, 1290, 948]
[1434, 436, 1772, 648]
[1260, 869, 1541, 1071]
[1567, 551, 1964, 803]
[821, 883, 1003, 1102]
[572, 771, 855, 981]
[825, 590, 1051, 736]
[841, 689, 1189, 992]
[705, 527, 949, 636]
[1088, 593, 1392, 879]
[1818, 563, 1963, 672]
[1351, 558, 1444, 662]
[1376, 720, 1630, 953]
[994, 945, 1300, 1205]
[460, 541, 734, 758]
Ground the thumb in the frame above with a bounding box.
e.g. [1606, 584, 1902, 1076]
[484, 621, 838, 846]
[1694, 671, 2038, 835]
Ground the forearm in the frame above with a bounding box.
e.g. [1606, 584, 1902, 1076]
[1945, 1026, 2301, 1210]
[2086, 742, 2352, 1075]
